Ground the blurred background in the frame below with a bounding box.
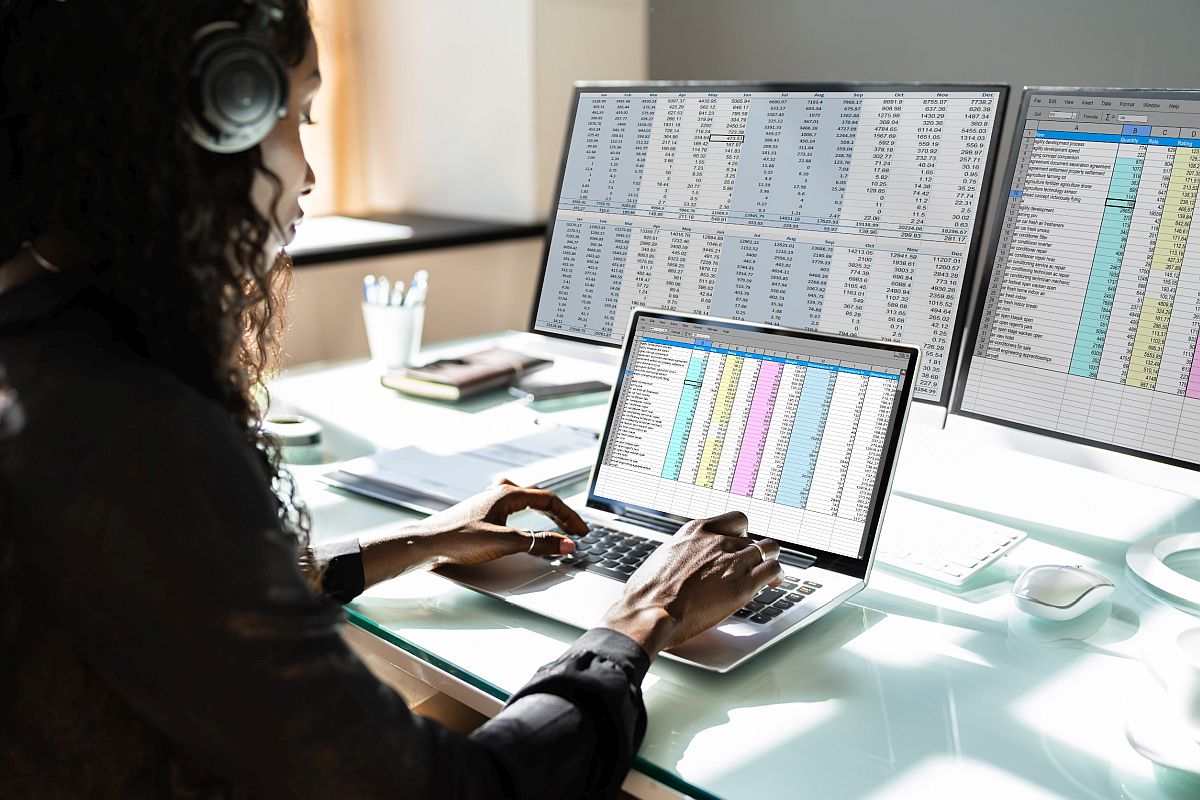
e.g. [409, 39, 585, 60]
[288, 0, 1200, 367]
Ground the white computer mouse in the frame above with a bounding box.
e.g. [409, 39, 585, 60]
[1011, 565, 1115, 621]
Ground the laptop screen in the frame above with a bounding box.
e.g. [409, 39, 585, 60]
[587, 311, 917, 564]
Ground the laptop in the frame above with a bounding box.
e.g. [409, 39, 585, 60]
[440, 309, 919, 672]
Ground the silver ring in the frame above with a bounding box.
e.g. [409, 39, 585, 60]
[749, 540, 767, 562]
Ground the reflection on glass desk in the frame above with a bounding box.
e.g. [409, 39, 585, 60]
[272, 332, 1200, 800]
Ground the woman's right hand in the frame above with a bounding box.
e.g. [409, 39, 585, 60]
[599, 511, 782, 658]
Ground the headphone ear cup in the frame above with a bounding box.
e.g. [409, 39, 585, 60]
[184, 22, 288, 154]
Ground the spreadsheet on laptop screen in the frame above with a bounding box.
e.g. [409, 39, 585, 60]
[532, 85, 1004, 403]
[592, 316, 911, 558]
[957, 89, 1200, 468]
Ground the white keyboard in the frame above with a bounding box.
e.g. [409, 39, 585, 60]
[876, 495, 1027, 586]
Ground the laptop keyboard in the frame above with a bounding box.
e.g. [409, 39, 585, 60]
[544, 525, 660, 581]
[735, 578, 822, 624]
[544, 525, 820, 625]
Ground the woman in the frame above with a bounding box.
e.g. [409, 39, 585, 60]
[0, 1, 781, 797]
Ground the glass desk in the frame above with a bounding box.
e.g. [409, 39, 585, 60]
[273, 334, 1200, 800]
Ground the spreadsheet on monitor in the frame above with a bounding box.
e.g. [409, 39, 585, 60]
[957, 89, 1200, 468]
[592, 316, 911, 558]
[531, 84, 1005, 403]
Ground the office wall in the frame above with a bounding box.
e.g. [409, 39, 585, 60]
[283, 240, 544, 366]
[647, 0, 1200, 92]
[352, 0, 649, 223]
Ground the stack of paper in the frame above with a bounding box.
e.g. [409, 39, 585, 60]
[320, 426, 599, 514]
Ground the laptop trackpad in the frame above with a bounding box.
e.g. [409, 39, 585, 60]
[437, 555, 557, 596]
[506, 569, 626, 630]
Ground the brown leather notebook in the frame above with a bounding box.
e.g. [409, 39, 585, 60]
[381, 347, 552, 401]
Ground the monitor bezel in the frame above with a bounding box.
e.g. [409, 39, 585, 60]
[952, 86, 1200, 473]
[584, 307, 920, 580]
[527, 80, 1010, 407]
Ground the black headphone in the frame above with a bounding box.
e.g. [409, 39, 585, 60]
[184, 0, 289, 154]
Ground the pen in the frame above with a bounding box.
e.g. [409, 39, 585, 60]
[376, 276, 390, 307]
[363, 274, 377, 304]
[404, 269, 428, 307]
[389, 279, 406, 307]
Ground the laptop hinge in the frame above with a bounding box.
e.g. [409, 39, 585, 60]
[777, 549, 818, 569]
[615, 508, 681, 535]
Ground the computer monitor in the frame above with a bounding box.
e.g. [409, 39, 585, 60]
[529, 82, 1008, 405]
[955, 87, 1200, 471]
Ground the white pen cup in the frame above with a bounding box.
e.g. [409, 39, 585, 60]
[362, 302, 424, 370]
[1144, 627, 1200, 742]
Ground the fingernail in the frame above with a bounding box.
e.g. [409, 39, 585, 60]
[558, 539, 576, 554]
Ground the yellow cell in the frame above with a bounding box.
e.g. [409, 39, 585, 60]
[1126, 297, 1173, 388]
[695, 356, 743, 486]
[697, 437, 722, 488]
[712, 358, 742, 426]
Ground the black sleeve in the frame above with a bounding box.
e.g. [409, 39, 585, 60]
[35, 398, 650, 799]
[306, 538, 367, 604]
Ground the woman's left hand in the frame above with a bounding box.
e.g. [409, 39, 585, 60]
[359, 479, 588, 587]
[420, 478, 587, 564]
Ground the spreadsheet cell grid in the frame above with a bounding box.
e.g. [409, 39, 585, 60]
[961, 90, 1200, 467]
[536, 88, 1003, 402]
[594, 319, 907, 557]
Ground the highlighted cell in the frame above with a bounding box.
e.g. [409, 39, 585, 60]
[697, 356, 743, 488]
[1151, 149, 1200, 273]
[1126, 298, 1174, 390]
[775, 367, 836, 508]
[730, 360, 783, 496]
[661, 354, 709, 480]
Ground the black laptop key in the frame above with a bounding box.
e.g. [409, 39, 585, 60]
[780, 581, 798, 591]
[745, 600, 765, 612]
[733, 608, 751, 618]
[803, 580, 823, 588]
[786, 593, 805, 603]
[616, 563, 636, 574]
[754, 588, 785, 605]
[748, 613, 771, 624]
[761, 606, 783, 618]
[600, 559, 622, 569]
[775, 600, 794, 610]
[797, 586, 815, 595]
[619, 555, 642, 566]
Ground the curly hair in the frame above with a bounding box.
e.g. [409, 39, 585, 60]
[0, 0, 313, 543]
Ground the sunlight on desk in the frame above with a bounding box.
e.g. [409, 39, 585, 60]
[865, 756, 1065, 800]
[273, 338, 1200, 799]
[1013, 657, 1138, 765]
[674, 701, 840, 783]
[841, 613, 987, 669]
